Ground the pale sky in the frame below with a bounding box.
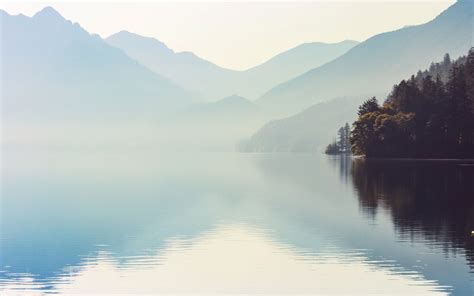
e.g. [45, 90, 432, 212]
[0, 0, 455, 70]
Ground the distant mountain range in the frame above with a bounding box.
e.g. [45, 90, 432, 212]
[2, 5, 359, 124]
[106, 31, 237, 101]
[239, 96, 368, 152]
[240, 40, 358, 100]
[106, 31, 357, 100]
[3, 2, 472, 152]
[256, 0, 474, 117]
[1, 7, 192, 123]
[242, 0, 474, 153]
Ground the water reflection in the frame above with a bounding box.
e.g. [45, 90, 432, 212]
[327, 154, 352, 184]
[1, 150, 473, 294]
[349, 158, 474, 272]
[0, 224, 449, 295]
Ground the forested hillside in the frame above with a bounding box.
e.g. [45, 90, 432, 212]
[351, 49, 474, 158]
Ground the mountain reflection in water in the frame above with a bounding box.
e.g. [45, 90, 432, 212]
[1, 151, 473, 295]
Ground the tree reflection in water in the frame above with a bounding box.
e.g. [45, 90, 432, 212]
[337, 157, 474, 271]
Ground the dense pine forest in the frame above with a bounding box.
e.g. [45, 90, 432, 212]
[350, 48, 474, 158]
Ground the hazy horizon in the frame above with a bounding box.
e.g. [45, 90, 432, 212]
[0, 0, 454, 70]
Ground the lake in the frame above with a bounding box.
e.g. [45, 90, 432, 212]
[1, 149, 473, 295]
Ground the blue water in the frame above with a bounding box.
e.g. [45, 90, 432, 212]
[1, 149, 473, 295]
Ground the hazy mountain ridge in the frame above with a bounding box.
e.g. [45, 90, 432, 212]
[256, 0, 474, 117]
[238, 96, 370, 152]
[106, 31, 358, 100]
[242, 0, 474, 154]
[106, 30, 238, 101]
[240, 40, 359, 99]
[1, 7, 193, 123]
[161, 95, 266, 151]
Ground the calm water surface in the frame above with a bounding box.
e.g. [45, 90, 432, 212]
[1, 149, 473, 295]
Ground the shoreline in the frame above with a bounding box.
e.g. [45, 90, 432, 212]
[356, 156, 474, 162]
[327, 154, 474, 162]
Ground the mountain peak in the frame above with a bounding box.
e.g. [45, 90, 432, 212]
[33, 6, 65, 21]
[112, 30, 136, 37]
[107, 30, 172, 53]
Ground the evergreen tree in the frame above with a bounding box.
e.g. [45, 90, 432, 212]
[443, 53, 451, 67]
[337, 127, 345, 152]
[466, 48, 474, 114]
[325, 123, 352, 155]
[343, 123, 351, 152]
[357, 97, 379, 116]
